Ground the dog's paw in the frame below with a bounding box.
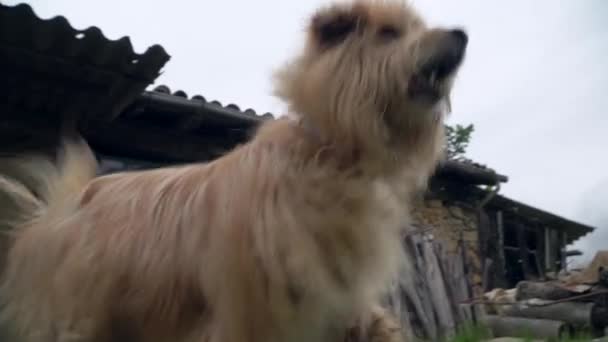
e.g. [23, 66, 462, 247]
[345, 307, 405, 342]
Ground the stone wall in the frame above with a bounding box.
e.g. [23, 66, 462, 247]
[411, 199, 483, 289]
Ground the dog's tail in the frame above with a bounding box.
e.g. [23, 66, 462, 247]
[0, 137, 98, 230]
[0, 137, 97, 339]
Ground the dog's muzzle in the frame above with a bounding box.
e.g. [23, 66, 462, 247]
[420, 29, 468, 80]
[409, 29, 468, 101]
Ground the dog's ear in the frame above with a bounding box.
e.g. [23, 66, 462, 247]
[311, 7, 361, 47]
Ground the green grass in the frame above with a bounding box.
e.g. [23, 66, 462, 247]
[448, 323, 492, 342]
[445, 323, 595, 342]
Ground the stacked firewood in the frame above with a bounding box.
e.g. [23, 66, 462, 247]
[480, 252, 608, 340]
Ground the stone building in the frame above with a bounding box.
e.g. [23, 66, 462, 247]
[0, 2, 597, 338]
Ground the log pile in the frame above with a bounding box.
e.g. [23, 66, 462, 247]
[479, 251, 608, 339]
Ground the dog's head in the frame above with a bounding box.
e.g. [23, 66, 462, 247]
[274, 0, 467, 167]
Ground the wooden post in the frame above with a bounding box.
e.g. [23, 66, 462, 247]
[544, 227, 551, 274]
[529, 224, 544, 280]
[591, 305, 608, 331]
[516, 223, 531, 280]
[496, 211, 506, 287]
[560, 231, 568, 272]
[546, 228, 559, 274]
[477, 209, 490, 290]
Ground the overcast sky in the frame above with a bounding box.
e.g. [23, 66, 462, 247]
[5, 0, 607, 264]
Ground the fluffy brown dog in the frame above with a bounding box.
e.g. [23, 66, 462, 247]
[0, 1, 467, 341]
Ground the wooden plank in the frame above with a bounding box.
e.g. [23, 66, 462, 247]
[422, 237, 456, 337]
[408, 234, 439, 340]
[544, 227, 551, 274]
[516, 223, 532, 279]
[560, 231, 568, 271]
[482, 258, 493, 293]
[383, 230, 481, 340]
[424, 241, 456, 338]
[548, 229, 559, 273]
[534, 226, 546, 280]
[384, 280, 416, 342]
[496, 210, 507, 287]
[435, 242, 458, 323]
[389, 233, 435, 340]
[442, 242, 473, 323]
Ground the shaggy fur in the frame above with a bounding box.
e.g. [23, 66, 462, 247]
[0, 1, 467, 341]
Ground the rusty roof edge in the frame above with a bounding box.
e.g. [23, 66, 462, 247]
[489, 194, 596, 241]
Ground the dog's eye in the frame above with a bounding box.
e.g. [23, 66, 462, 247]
[315, 14, 358, 47]
[378, 25, 401, 40]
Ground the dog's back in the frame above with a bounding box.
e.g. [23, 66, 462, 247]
[0, 138, 220, 341]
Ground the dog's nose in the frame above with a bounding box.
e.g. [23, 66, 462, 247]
[449, 29, 468, 48]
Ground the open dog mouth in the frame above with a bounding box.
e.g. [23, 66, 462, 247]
[409, 29, 468, 101]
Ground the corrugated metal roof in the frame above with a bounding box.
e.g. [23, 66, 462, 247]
[116, 85, 273, 130]
[0, 2, 170, 122]
[151, 85, 274, 121]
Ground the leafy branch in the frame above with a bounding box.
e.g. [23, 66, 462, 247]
[445, 124, 474, 161]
